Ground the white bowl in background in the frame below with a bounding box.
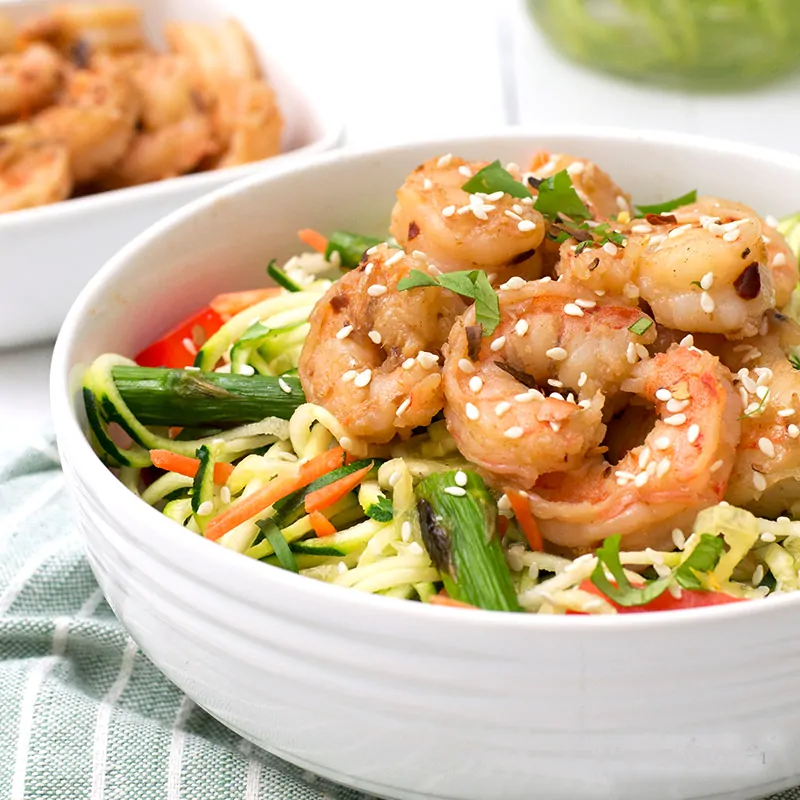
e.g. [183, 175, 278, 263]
[0, 0, 342, 348]
[52, 130, 800, 800]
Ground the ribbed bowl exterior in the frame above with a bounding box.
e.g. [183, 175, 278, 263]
[53, 131, 800, 800]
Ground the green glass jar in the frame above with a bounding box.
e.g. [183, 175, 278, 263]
[527, 0, 800, 91]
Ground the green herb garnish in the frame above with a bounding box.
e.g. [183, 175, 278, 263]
[590, 533, 724, 607]
[267, 259, 302, 292]
[325, 231, 384, 270]
[398, 269, 501, 335]
[628, 317, 653, 336]
[690, 280, 702, 289]
[636, 190, 697, 216]
[789, 353, 800, 370]
[741, 390, 770, 419]
[534, 170, 591, 221]
[366, 495, 394, 522]
[461, 160, 531, 199]
[257, 519, 298, 572]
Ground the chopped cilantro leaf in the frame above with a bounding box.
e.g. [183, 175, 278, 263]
[366, 495, 394, 522]
[636, 190, 697, 216]
[790, 353, 800, 370]
[396, 270, 439, 290]
[534, 170, 591, 221]
[628, 317, 653, 336]
[461, 160, 531, 199]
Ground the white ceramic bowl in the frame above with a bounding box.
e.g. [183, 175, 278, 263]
[0, 0, 342, 348]
[52, 130, 800, 800]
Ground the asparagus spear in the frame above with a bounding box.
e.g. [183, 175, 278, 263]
[112, 366, 306, 426]
[415, 470, 521, 612]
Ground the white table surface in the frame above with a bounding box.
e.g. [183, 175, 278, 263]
[3, 0, 800, 450]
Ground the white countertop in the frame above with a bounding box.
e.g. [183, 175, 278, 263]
[3, 0, 800, 450]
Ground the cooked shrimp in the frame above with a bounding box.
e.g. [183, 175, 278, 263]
[390, 155, 546, 279]
[33, 62, 137, 183]
[98, 113, 216, 189]
[0, 139, 71, 212]
[528, 150, 632, 220]
[165, 19, 259, 98]
[298, 244, 466, 446]
[0, 44, 64, 121]
[125, 53, 197, 132]
[0, 15, 15, 55]
[717, 311, 800, 515]
[527, 344, 741, 552]
[41, 4, 144, 53]
[557, 197, 776, 338]
[213, 78, 282, 168]
[442, 279, 657, 487]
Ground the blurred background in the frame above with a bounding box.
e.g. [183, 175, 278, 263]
[4, 0, 800, 448]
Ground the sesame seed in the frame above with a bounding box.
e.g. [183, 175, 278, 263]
[455, 470, 468, 487]
[567, 161, 585, 176]
[564, 303, 584, 317]
[566, 393, 576, 404]
[458, 165, 472, 177]
[655, 388, 672, 402]
[635, 344, 650, 360]
[789, 425, 800, 439]
[634, 472, 649, 488]
[458, 358, 475, 374]
[680, 334, 694, 348]
[515, 391, 537, 403]
[616, 195, 628, 211]
[710, 459, 724, 472]
[765, 214, 779, 229]
[649, 234, 667, 246]
[368, 330, 382, 345]
[723, 229, 740, 242]
[442, 205, 456, 218]
[395, 398, 411, 417]
[237, 363, 255, 376]
[687, 424, 700, 444]
[753, 471, 767, 492]
[336, 325, 353, 340]
[444, 486, 467, 497]
[220, 486, 231, 504]
[602, 242, 618, 256]
[495, 401, 511, 416]
[632, 224, 652, 234]
[518, 220, 537, 232]
[367, 284, 387, 297]
[512, 204, 525, 215]
[402, 358, 416, 370]
[423, 178, 433, 190]
[575, 298, 596, 308]
[773, 252, 787, 267]
[545, 346, 568, 361]
[503, 276, 527, 291]
[278, 378, 293, 394]
[699, 272, 715, 291]
[366, 245, 380, 255]
[700, 292, 715, 314]
[466, 402, 480, 421]
[666, 398, 690, 413]
[664, 414, 687, 426]
[437, 153, 453, 168]
[577, 372, 588, 388]
[638, 448, 652, 470]
[342, 370, 357, 383]
[504, 210, 522, 221]
[741, 375, 758, 395]
[490, 336, 507, 352]
[550, 421, 562, 432]
[353, 369, 373, 388]
[400, 521, 413, 542]
[758, 437, 776, 458]
[669, 224, 692, 238]
[514, 319, 530, 336]
[521, 197, 534, 206]
[626, 342, 637, 364]
[672, 528, 686, 549]
[196, 500, 214, 516]
[756, 385, 769, 400]
[469, 376, 483, 393]
[504, 426, 524, 439]
[654, 436, 671, 450]
[547, 379, 563, 388]
[388, 470, 401, 487]
[364, 262, 374, 276]
[417, 351, 439, 369]
[615, 470, 636, 481]
[751, 565, 765, 587]
[486, 191, 505, 202]
[386, 250, 405, 267]
[778, 408, 795, 417]
[760, 532, 777, 543]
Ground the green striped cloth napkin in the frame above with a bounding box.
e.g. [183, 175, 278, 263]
[2, 433, 799, 800]
[0, 433, 370, 800]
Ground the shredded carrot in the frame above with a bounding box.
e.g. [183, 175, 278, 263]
[168, 427, 183, 439]
[297, 228, 328, 254]
[304, 463, 372, 514]
[309, 510, 337, 537]
[150, 449, 233, 486]
[210, 287, 283, 320]
[506, 489, 544, 551]
[205, 446, 350, 542]
[429, 595, 476, 610]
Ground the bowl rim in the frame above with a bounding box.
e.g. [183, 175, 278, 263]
[51, 125, 800, 633]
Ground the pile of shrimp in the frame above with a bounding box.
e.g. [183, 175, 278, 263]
[298, 151, 800, 566]
[0, 4, 283, 214]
